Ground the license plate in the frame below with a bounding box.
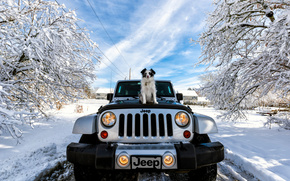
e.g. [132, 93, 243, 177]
[131, 156, 161, 169]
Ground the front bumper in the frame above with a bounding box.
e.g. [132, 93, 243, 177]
[67, 142, 224, 170]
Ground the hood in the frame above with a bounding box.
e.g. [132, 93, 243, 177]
[97, 99, 192, 113]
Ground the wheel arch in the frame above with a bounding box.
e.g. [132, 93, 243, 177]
[72, 114, 98, 134]
[193, 113, 218, 134]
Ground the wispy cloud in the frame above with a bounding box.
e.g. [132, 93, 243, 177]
[101, 1, 186, 72]
[102, 0, 211, 79]
[58, 0, 213, 89]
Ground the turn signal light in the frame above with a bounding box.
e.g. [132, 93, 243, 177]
[117, 153, 130, 167]
[101, 130, 108, 139]
[183, 130, 191, 138]
[164, 155, 174, 166]
[119, 155, 129, 166]
[163, 152, 175, 167]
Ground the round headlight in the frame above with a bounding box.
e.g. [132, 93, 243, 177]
[101, 112, 116, 127]
[175, 112, 189, 127]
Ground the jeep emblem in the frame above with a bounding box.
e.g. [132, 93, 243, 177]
[140, 109, 151, 114]
[132, 157, 161, 169]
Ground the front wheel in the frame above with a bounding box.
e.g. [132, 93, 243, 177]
[74, 164, 118, 181]
[74, 164, 138, 181]
[188, 164, 217, 181]
[74, 164, 102, 181]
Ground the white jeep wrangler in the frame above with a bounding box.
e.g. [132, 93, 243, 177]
[67, 80, 224, 181]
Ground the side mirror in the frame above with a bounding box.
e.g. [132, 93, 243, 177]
[107, 93, 113, 102]
[176, 93, 183, 102]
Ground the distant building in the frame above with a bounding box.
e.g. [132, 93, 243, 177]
[179, 90, 198, 104]
[95, 88, 112, 99]
[178, 89, 211, 105]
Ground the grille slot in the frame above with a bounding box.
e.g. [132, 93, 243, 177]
[159, 114, 165, 136]
[119, 114, 125, 137]
[127, 114, 133, 137]
[135, 114, 141, 136]
[118, 113, 174, 138]
[166, 114, 173, 136]
[151, 114, 157, 136]
[143, 114, 149, 137]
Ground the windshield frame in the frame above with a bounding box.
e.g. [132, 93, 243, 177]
[114, 80, 175, 98]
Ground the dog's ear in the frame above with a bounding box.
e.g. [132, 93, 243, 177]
[150, 69, 156, 75]
[141, 68, 147, 74]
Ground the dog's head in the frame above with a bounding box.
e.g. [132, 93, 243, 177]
[141, 68, 156, 79]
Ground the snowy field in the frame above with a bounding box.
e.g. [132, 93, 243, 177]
[0, 99, 289, 181]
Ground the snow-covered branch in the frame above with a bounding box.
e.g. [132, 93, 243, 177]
[196, 0, 290, 119]
[0, 0, 99, 139]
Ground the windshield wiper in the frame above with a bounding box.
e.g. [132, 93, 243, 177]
[157, 96, 166, 100]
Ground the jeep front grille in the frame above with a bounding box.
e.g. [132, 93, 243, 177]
[98, 109, 193, 143]
[118, 113, 173, 138]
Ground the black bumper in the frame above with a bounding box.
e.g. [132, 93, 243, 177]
[67, 142, 224, 170]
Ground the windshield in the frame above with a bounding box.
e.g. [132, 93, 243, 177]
[115, 81, 175, 97]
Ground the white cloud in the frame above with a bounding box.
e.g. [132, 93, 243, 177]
[181, 50, 194, 56]
[95, 0, 191, 82]
[59, 0, 213, 88]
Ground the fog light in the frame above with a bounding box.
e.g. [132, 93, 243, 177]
[101, 130, 108, 139]
[163, 152, 175, 167]
[183, 130, 191, 138]
[117, 153, 130, 167]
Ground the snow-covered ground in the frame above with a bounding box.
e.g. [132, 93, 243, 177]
[192, 106, 290, 181]
[0, 100, 289, 181]
[0, 99, 107, 181]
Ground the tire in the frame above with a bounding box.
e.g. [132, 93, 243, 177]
[74, 134, 103, 181]
[74, 164, 119, 181]
[74, 164, 137, 181]
[191, 133, 211, 144]
[79, 133, 99, 144]
[189, 134, 217, 180]
[188, 164, 217, 181]
[74, 164, 101, 181]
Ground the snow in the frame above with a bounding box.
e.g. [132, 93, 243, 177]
[0, 99, 107, 181]
[197, 0, 290, 117]
[0, 100, 290, 181]
[193, 106, 290, 181]
[0, 0, 97, 139]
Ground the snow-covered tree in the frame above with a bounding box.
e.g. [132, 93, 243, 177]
[197, 0, 290, 119]
[0, 0, 98, 139]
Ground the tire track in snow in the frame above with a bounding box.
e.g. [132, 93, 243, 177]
[217, 159, 258, 181]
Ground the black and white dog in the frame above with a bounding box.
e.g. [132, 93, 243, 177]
[140, 68, 158, 104]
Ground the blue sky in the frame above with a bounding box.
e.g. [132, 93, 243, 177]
[56, 0, 213, 91]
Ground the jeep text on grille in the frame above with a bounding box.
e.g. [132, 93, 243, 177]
[67, 80, 224, 181]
